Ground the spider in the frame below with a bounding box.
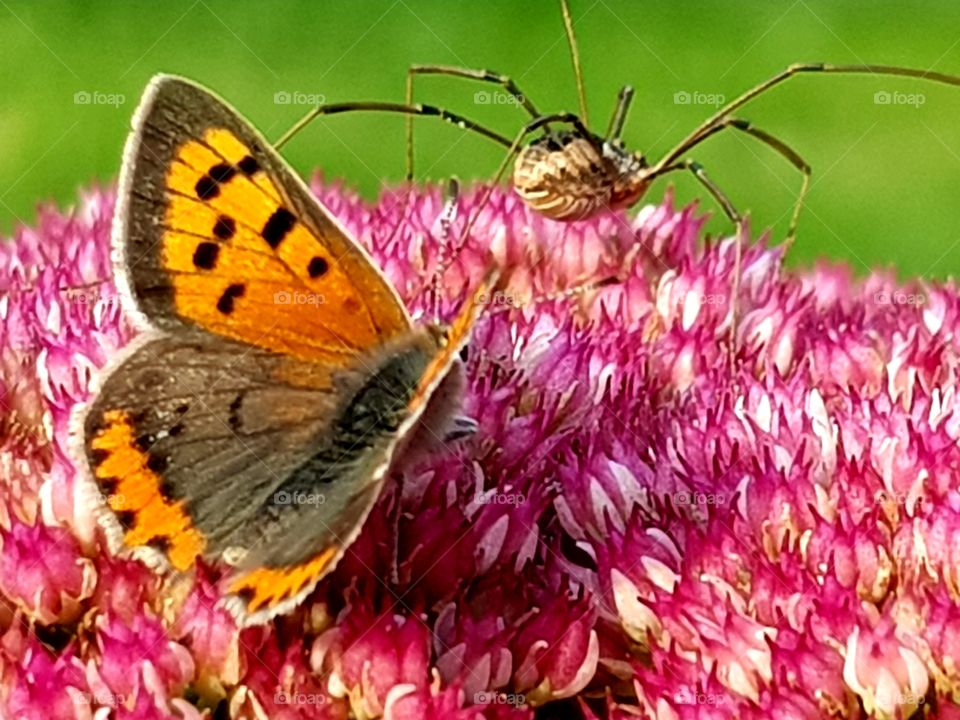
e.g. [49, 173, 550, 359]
[276, 0, 960, 338]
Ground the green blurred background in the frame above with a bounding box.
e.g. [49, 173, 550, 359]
[4, 0, 960, 278]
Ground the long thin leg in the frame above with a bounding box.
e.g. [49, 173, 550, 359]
[656, 63, 960, 170]
[649, 120, 813, 358]
[657, 160, 741, 226]
[560, 0, 590, 125]
[655, 159, 744, 357]
[605, 85, 635, 141]
[272, 100, 513, 152]
[681, 117, 812, 246]
[405, 64, 541, 181]
[273, 101, 514, 266]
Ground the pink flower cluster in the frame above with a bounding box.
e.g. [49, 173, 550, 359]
[1, 178, 959, 719]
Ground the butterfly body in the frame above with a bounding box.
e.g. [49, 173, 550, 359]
[73, 75, 486, 626]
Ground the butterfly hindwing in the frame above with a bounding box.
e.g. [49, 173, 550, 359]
[116, 74, 412, 363]
[83, 331, 342, 570]
[83, 326, 449, 619]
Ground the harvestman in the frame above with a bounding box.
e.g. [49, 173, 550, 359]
[277, 0, 960, 342]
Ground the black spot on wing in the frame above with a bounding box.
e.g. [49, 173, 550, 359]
[147, 452, 168, 474]
[228, 393, 244, 432]
[193, 242, 219, 270]
[216, 283, 246, 315]
[261, 208, 296, 249]
[195, 175, 220, 200]
[213, 215, 236, 240]
[308, 256, 328, 278]
[194, 162, 240, 201]
[237, 155, 260, 175]
[98, 476, 119, 497]
[148, 535, 172, 553]
[208, 163, 236, 183]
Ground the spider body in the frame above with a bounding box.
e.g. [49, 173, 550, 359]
[513, 132, 649, 221]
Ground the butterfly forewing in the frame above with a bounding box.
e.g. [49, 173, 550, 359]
[118, 75, 411, 363]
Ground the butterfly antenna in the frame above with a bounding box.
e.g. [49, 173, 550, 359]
[560, 0, 589, 125]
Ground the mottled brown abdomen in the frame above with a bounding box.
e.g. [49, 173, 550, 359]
[512, 136, 650, 221]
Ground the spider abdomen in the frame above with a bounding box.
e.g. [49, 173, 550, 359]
[512, 135, 649, 221]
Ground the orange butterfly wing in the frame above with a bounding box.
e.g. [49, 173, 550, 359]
[116, 75, 410, 362]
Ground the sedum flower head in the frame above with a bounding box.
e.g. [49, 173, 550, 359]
[0, 179, 958, 719]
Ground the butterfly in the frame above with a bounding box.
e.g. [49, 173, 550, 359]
[72, 74, 489, 626]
